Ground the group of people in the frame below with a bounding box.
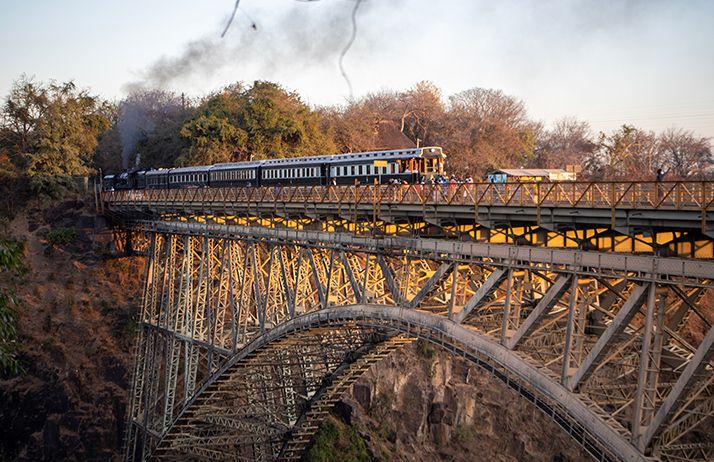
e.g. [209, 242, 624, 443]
[427, 175, 474, 185]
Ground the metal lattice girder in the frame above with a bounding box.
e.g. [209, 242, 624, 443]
[123, 222, 714, 462]
[452, 267, 508, 323]
[139, 221, 714, 284]
[567, 283, 650, 391]
[643, 327, 714, 448]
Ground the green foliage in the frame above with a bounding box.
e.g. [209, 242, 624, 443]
[45, 227, 76, 247]
[178, 114, 246, 166]
[455, 424, 475, 444]
[2, 76, 111, 194]
[0, 289, 21, 376]
[305, 418, 371, 462]
[0, 237, 24, 273]
[178, 81, 336, 166]
[415, 339, 436, 360]
[0, 237, 24, 376]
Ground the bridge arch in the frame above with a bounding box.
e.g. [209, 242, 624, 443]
[150, 305, 643, 462]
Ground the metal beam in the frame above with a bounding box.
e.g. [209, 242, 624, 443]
[377, 255, 405, 307]
[566, 283, 650, 391]
[339, 252, 362, 303]
[506, 275, 572, 350]
[136, 221, 714, 284]
[452, 268, 508, 323]
[408, 262, 453, 309]
[642, 325, 714, 448]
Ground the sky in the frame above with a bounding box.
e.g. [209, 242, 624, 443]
[1, 0, 713, 138]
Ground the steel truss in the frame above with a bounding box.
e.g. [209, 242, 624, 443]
[124, 222, 714, 462]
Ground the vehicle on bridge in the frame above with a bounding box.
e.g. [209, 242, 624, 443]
[102, 146, 447, 190]
[485, 168, 577, 183]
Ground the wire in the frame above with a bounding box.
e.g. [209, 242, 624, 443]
[221, 0, 257, 38]
[339, 0, 362, 101]
[221, 0, 241, 38]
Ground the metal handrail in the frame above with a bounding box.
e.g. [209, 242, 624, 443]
[103, 180, 714, 212]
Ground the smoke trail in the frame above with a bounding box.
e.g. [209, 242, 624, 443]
[124, 1, 373, 98]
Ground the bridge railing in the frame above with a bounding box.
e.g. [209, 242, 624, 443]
[103, 180, 714, 211]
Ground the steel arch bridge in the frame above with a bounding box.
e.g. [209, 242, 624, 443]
[121, 221, 714, 462]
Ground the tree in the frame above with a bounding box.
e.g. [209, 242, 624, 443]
[586, 125, 658, 180]
[177, 114, 246, 166]
[24, 81, 111, 192]
[441, 87, 538, 175]
[0, 75, 49, 169]
[179, 81, 335, 165]
[398, 81, 445, 146]
[657, 128, 712, 178]
[95, 90, 190, 172]
[534, 117, 596, 169]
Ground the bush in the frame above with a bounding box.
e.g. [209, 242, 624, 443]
[46, 227, 76, 246]
[305, 418, 371, 462]
[0, 238, 24, 272]
[0, 289, 21, 376]
[416, 339, 436, 360]
[0, 237, 24, 376]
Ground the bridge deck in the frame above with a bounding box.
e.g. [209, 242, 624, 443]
[103, 181, 714, 258]
[103, 180, 714, 228]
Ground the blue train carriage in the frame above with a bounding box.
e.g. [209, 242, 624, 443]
[326, 146, 446, 185]
[260, 156, 324, 186]
[168, 166, 211, 189]
[210, 161, 261, 187]
[146, 169, 171, 189]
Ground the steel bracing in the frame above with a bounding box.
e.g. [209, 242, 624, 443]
[122, 221, 714, 462]
[103, 180, 714, 258]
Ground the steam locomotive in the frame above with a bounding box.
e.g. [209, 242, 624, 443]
[102, 147, 446, 190]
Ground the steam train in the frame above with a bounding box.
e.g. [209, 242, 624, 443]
[102, 147, 446, 190]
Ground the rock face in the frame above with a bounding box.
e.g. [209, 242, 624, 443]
[323, 340, 592, 462]
[0, 199, 141, 461]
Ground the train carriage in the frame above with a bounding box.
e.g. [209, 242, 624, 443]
[260, 157, 324, 186]
[325, 147, 445, 185]
[146, 169, 170, 189]
[210, 162, 260, 187]
[168, 166, 211, 189]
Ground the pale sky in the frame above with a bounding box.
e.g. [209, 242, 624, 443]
[1, 0, 713, 138]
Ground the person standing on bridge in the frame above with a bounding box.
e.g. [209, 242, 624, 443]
[655, 168, 665, 203]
